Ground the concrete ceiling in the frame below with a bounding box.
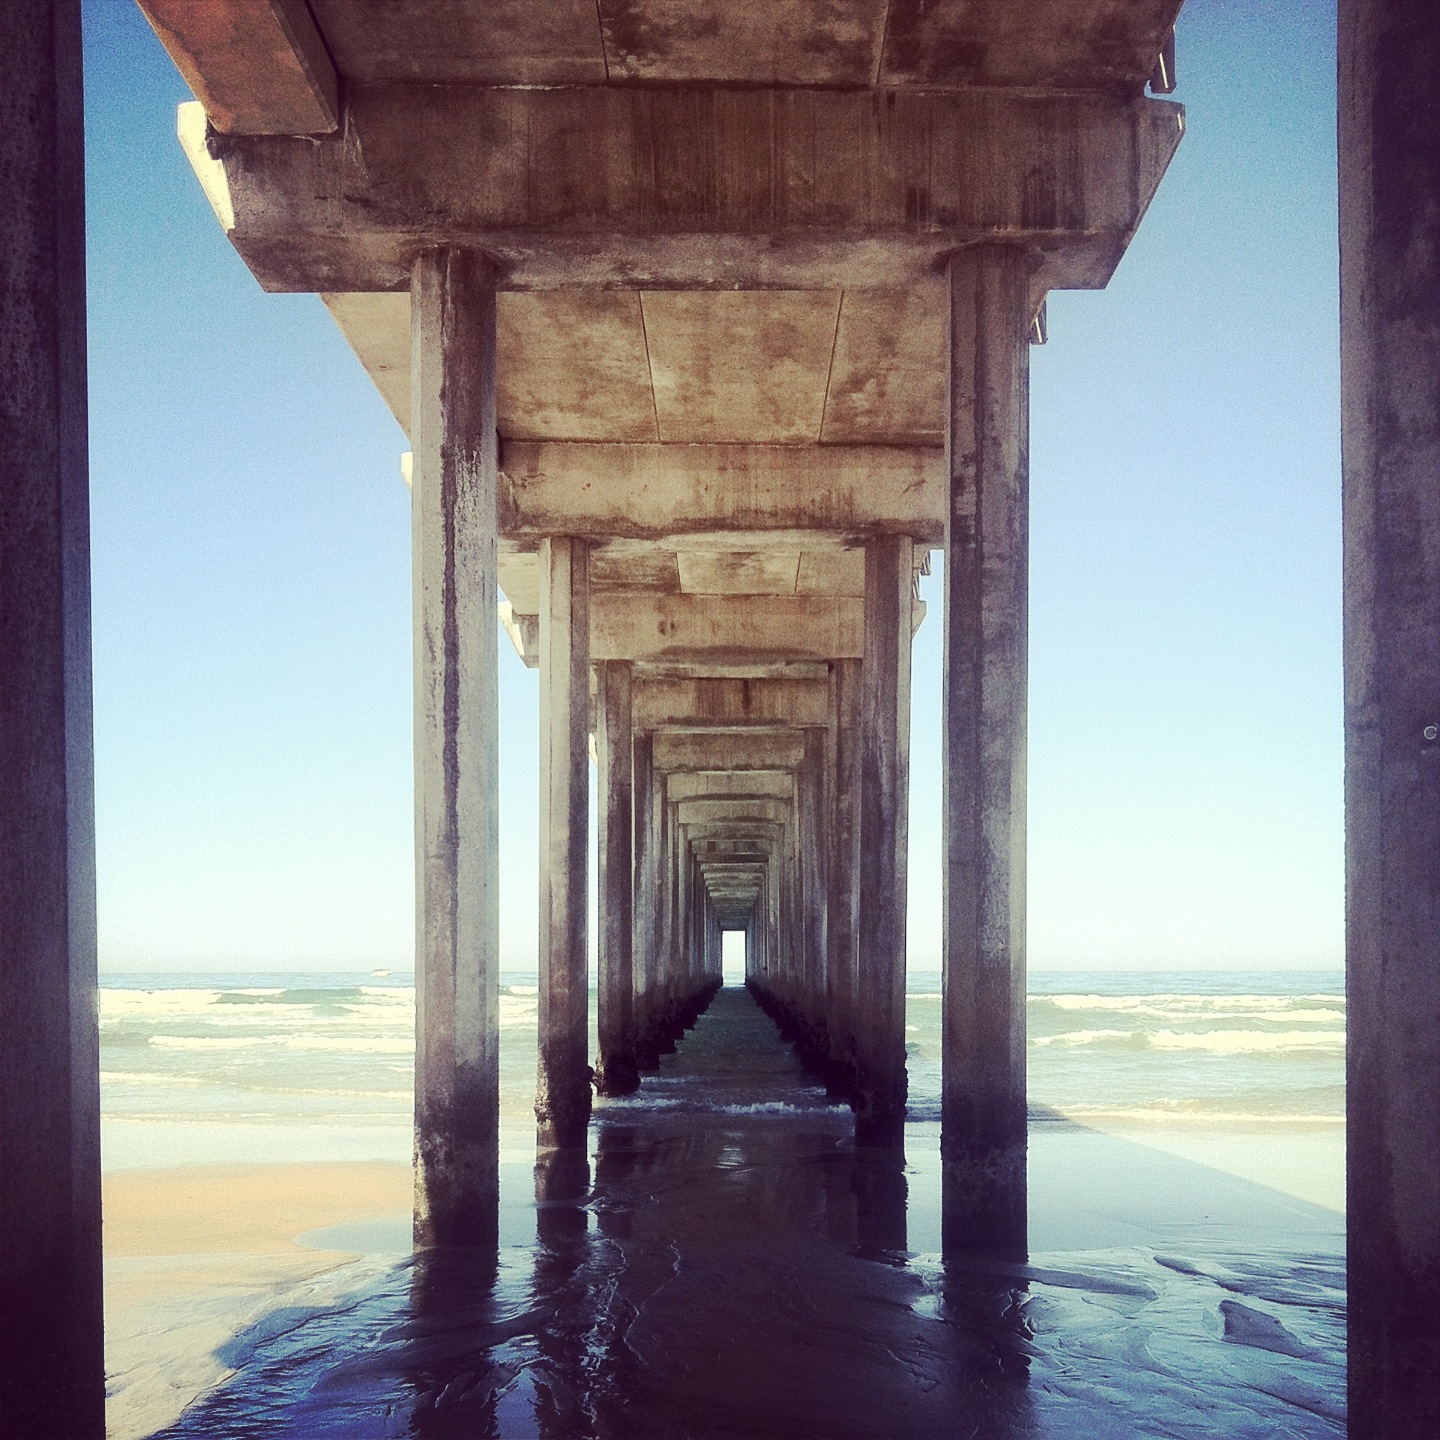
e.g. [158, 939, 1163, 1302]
[305, 0, 1182, 93]
[322, 288, 945, 445]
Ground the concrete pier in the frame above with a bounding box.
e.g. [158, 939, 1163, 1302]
[1340, 0, 1440, 1431]
[136, 0, 1187, 1262]
[536, 537, 592, 1149]
[0, 3, 105, 1432]
[410, 249, 502, 1247]
[940, 248, 1032, 1254]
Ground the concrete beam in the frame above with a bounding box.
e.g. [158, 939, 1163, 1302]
[676, 798, 791, 827]
[179, 86, 1183, 291]
[654, 727, 805, 775]
[666, 770, 795, 803]
[139, 0, 338, 134]
[592, 594, 866, 663]
[500, 443, 942, 542]
[634, 677, 832, 731]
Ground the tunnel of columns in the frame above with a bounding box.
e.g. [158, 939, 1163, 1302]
[127, 0, 1189, 1261]
[11, 0, 1440, 1434]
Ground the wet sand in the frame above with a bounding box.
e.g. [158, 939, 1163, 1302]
[109, 988, 1344, 1438]
[105, 1163, 413, 1439]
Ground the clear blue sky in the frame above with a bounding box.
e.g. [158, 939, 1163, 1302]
[83, 0, 1340, 974]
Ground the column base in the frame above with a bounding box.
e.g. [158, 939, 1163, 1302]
[594, 1051, 642, 1096]
[414, 1138, 500, 1248]
[535, 1079, 592, 1150]
[940, 1141, 1028, 1258]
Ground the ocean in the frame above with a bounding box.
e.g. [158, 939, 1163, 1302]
[98, 969, 1345, 1173]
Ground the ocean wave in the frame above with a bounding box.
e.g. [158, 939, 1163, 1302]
[1150, 1029, 1346, 1053]
[1037, 993, 1346, 1020]
[148, 1034, 414, 1054]
[1056, 1105, 1346, 1126]
[1034, 1027, 1345, 1054]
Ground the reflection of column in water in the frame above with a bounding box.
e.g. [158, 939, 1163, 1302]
[531, 1147, 595, 1438]
[593, 1122, 643, 1241]
[405, 1246, 509, 1437]
[941, 1255, 1034, 1391]
[854, 1143, 909, 1254]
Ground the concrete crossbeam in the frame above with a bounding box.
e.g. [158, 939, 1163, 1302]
[178, 86, 1183, 291]
[592, 594, 866, 663]
[634, 678, 832, 731]
[500, 443, 943, 542]
[138, 0, 338, 134]
[654, 727, 805, 775]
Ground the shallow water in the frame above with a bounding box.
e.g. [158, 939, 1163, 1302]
[98, 968, 1345, 1174]
[145, 989, 1344, 1439]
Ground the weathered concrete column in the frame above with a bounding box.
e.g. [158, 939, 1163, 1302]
[595, 661, 639, 1095]
[827, 660, 862, 1092]
[799, 726, 829, 1058]
[0, 3, 104, 1431]
[631, 731, 661, 1069]
[1340, 3, 1440, 1431]
[854, 535, 914, 1146]
[941, 246, 1031, 1253]
[537, 537, 591, 1148]
[411, 249, 502, 1248]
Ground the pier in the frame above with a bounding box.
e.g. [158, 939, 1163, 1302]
[1, 1, 1437, 1435]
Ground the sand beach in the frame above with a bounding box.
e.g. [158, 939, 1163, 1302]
[100, 978, 1344, 1439]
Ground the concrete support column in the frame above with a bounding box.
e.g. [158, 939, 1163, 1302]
[0, 3, 104, 1431]
[537, 537, 591, 1148]
[799, 726, 829, 1060]
[827, 659, 862, 1092]
[632, 732, 660, 1069]
[855, 535, 915, 1146]
[411, 249, 501, 1248]
[595, 661, 638, 1095]
[941, 246, 1031, 1253]
[1340, 3, 1440, 1431]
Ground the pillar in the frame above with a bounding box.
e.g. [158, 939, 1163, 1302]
[854, 535, 914, 1146]
[1340, 2, 1440, 1431]
[827, 660, 861, 1091]
[941, 246, 1031, 1253]
[595, 661, 639, 1095]
[632, 731, 660, 1069]
[411, 249, 502, 1247]
[799, 726, 829, 1058]
[0, 2, 104, 1431]
[537, 537, 591, 1148]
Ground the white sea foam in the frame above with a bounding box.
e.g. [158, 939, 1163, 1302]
[1033, 1026, 1345, 1053]
[149, 1034, 414, 1054]
[1149, 1028, 1346, 1054]
[1032, 1029, 1137, 1047]
[1039, 993, 1345, 1019]
[1058, 1105, 1346, 1126]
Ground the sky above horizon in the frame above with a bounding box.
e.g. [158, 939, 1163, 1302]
[83, 0, 1341, 974]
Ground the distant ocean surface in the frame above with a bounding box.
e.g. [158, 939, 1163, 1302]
[98, 970, 1344, 1172]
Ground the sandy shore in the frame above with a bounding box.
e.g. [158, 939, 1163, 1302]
[105, 1162, 412, 1440]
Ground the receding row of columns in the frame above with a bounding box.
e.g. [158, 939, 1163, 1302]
[407, 245, 1035, 1256]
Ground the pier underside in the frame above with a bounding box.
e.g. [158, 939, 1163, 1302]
[129, 0, 1189, 1261]
[7, 0, 1438, 1432]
